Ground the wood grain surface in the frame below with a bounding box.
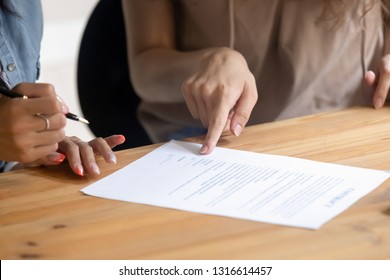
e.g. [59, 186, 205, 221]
[1, 107, 390, 259]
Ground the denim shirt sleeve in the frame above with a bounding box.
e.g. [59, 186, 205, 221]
[0, 0, 43, 87]
[0, 1, 43, 168]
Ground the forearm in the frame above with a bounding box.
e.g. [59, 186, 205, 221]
[122, 0, 220, 103]
[130, 48, 216, 103]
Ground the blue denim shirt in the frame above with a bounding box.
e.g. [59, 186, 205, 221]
[0, 0, 43, 171]
[0, 0, 43, 87]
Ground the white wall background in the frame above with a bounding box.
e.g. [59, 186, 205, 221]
[39, 0, 98, 140]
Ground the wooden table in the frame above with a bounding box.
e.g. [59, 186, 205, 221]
[1, 107, 390, 260]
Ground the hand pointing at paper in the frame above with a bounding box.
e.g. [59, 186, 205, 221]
[123, 1, 258, 154]
[182, 48, 258, 154]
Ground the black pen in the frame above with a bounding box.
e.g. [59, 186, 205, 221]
[0, 86, 89, 124]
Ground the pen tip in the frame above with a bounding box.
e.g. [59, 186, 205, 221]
[78, 117, 90, 124]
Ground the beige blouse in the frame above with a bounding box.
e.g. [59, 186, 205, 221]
[138, 0, 384, 143]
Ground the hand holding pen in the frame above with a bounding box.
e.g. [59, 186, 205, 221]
[0, 83, 88, 162]
[0, 83, 89, 124]
[0, 82, 125, 176]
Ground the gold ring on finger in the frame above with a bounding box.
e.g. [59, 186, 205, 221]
[35, 113, 50, 131]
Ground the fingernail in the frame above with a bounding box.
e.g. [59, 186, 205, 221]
[233, 123, 242, 136]
[48, 153, 65, 163]
[374, 97, 383, 109]
[56, 95, 69, 114]
[62, 105, 69, 114]
[90, 163, 100, 175]
[109, 153, 117, 164]
[200, 144, 209, 155]
[75, 164, 84, 176]
[119, 135, 126, 142]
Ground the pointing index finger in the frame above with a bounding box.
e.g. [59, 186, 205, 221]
[199, 105, 230, 155]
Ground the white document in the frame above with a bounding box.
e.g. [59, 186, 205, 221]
[81, 140, 390, 229]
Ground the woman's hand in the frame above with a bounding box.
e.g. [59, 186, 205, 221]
[58, 135, 126, 176]
[182, 48, 258, 154]
[21, 135, 126, 176]
[0, 82, 125, 175]
[365, 54, 390, 109]
[0, 83, 67, 162]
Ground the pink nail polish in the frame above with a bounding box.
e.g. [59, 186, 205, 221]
[76, 166, 84, 176]
[49, 153, 65, 163]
